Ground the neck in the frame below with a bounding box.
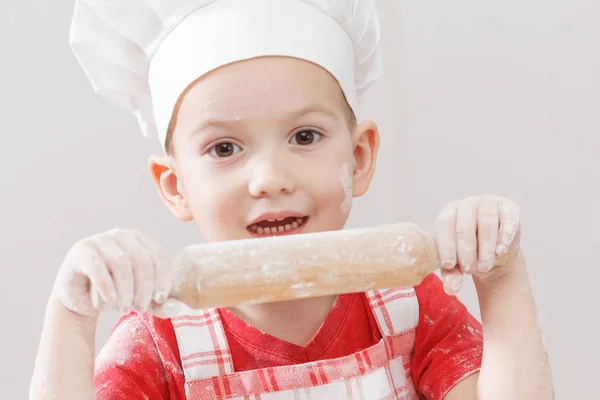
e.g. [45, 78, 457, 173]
[228, 295, 337, 346]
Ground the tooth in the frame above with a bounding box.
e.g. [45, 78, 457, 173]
[265, 227, 272, 234]
[296, 217, 304, 224]
[278, 225, 284, 232]
[291, 221, 299, 229]
[267, 219, 276, 222]
[257, 227, 264, 234]
[285, 224, 292, 231]
[277, 217, 286, 222]
[250, 225, 257, 232]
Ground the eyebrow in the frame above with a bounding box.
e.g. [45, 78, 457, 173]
[289, 104, 339, 121]
[190, 103, 340, 135]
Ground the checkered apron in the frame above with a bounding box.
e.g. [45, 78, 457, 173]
[172, 288, 420, 399]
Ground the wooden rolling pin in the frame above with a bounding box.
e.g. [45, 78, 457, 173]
[170, 223, 434, 310]
[169, 223, 511, 310]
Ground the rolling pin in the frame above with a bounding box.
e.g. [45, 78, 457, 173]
[169, 223, 511, 310]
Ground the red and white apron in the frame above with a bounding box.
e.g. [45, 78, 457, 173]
[171, 288, 420, 399]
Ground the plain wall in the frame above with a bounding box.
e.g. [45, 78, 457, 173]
[1, 0, 598, 397]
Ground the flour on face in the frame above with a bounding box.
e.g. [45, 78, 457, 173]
[340, 162, 353, 214]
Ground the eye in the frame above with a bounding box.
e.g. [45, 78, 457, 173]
[209, 142, 241, 158]
[290, 130, 321, 145]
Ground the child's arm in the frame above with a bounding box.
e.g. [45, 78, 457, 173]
[29, 229, 174, 399]
[474, 250, 553, 399]
[30, 297, 97, 399]
[435, 196, 554, 400]
[444, 250, 554, 399]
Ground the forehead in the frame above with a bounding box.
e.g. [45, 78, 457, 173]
[175, 57, 348, 123]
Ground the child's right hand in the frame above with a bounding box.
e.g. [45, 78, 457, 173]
[52, 229, 174, 319]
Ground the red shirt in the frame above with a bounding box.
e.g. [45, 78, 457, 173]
[94, 274, 483, 399]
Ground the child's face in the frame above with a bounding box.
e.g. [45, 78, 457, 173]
[150, 57, 379, 242]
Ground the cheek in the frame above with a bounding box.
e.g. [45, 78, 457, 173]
[297, 149, 354, 212]
[179, 166, 244, 233]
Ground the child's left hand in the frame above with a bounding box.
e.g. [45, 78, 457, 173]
[434, 195, 523, 295]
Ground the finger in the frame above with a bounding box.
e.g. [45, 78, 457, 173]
[78, 244, 117, 306]
[149, 298, 193, 320]
[89, 283, 107, 313]
[497, 199, 521, 256]
[116, 233, 156, 313]
[476, 197, 500, 273]
[456, 198, 478, 274]
[94, 235, 135, 312]
[435, 202, 458, 270]
[134, 232, 173, 304]
[441, 267, 463, 296]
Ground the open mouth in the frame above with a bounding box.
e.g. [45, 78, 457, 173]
[248, 216, 308, 236]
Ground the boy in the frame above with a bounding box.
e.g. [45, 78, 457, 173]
[30, 0, 553, 399]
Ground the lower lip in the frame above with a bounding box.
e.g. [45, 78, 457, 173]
[247, 217, 309, 237]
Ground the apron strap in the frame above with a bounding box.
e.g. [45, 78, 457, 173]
[366, 287, 419, 337]
[171, 308, 234, 382]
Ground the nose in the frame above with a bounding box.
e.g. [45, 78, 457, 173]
[248, 155, 296, 198]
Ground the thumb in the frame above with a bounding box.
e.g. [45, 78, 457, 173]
[149, 298, 196, 320]
[441, 266, 463, 296]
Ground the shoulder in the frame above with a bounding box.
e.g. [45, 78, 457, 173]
[95, 313, 155, 371]
[410, 273, 483, 399]
[96, 312, 179, 367]
[414, 272, 444, 297]
[412, 272, 481, 334]
[413, 273, 465, 316]
[94, 312, 185, 399]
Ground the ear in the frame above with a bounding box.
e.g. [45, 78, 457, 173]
[351, 120, 380, 197]
[148, 155, 193, 222]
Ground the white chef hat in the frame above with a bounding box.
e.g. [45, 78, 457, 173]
[69, 0, 382, 148]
